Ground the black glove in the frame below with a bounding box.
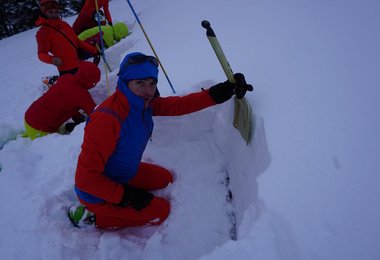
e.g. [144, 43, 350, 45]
[72, 114, 86, 124]
[64, 122, 76, 133]
[208, 80, 235, 104]
[233, 73, 253, 99]
[64, 114, 86, 133]
[208, 73, 253, 103]
[118, 184, 153, 211]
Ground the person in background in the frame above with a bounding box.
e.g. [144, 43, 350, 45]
[78, 22, 128, 49]
[23, 61, 100, 140]
[72, 0, 113, 35]
[77, 22, 129, 61]
[69, 52, 252, 229]
[36, 0, 99, 76]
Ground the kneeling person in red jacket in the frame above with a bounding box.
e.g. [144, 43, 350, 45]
[23, 61, 100, 140]
[70, 52, 252, 229]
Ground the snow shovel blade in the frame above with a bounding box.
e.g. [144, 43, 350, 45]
[233, 97, 252, 144]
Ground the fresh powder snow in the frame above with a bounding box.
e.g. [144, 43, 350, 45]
[0, 0, 379, 259]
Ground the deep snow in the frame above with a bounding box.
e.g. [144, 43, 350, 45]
[0, 0, 380, 259]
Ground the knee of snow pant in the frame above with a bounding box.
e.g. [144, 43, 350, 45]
[23, 119, 49, 140]
[81, 196, 170, 229]
[128, 162, 174, 191]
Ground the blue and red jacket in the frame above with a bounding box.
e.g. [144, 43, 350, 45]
[75, 80, 216, 204]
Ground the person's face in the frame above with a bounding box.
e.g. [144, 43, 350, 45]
[42, 2, 60, 19]
[45, 8, 60, 19]
[128, 78, 157, 104]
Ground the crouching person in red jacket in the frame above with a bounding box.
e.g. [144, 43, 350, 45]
[23, 61, 100, 140]
[69, 52, 252, 229]
[72, 0, 113, 35]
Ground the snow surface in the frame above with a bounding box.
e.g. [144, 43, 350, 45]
[1, 0, 380, 259]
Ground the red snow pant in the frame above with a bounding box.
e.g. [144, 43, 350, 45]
[79, 162, 173, 229]
[72, 12, 97, 35]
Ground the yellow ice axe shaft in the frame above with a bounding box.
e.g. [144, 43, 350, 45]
[201, 21, 236, 83]
[201, 20, 252, 144]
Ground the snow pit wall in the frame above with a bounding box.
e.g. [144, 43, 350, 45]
[212, 100, 271, 237]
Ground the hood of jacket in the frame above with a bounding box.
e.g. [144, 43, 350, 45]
[35, 15, 61, 27]
[74, 61, 101, 89]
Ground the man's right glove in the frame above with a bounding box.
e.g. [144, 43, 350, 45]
[233, 73, 253, 99]
[208, 79, 235, 104]
[52, 57, 62, 67]
[118, 184, 153, 211]
[208, 73, 253, 104]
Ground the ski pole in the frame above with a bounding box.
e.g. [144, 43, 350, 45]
[94, 0, 112, 72]
[95, 44, 112, 73]
[95, 0, 111, 96]
[125, 0, 176, 94]
[95, 44, 110, 96]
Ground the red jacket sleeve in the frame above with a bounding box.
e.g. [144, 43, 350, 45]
[77, 38, 98, 55]
[75, 111, 124, 204]
[36, 29, 54, 64]
[83, 0, 112, 24]
[102, 0, 112, 24]
[82, 93, 96, 116]
[75, 89, 96, 116]
[151, 89, 216, 116]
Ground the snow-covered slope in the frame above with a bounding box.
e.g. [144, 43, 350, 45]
[0, 0, 379, 259]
